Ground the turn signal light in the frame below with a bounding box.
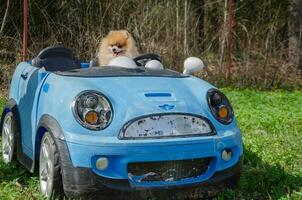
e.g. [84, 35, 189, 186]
[218, 106, 228, 118]
[85, 111, 99, 125]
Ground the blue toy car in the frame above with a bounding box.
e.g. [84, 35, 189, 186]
[1, 46, 243, 199]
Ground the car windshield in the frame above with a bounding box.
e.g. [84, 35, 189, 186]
[55, 66, 188, 78]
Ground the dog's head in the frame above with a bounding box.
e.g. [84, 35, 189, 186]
[104, 30, 132, 57]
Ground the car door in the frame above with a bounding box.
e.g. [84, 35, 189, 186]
[18, 66, 40, 158]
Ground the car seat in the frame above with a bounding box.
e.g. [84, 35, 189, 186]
[32, 46, 81, 72]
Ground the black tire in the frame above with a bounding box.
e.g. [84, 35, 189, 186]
[39, 131, 63, 199]
[1, 111, 17, 164]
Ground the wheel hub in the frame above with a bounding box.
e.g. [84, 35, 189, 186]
[2, 114, 14, 164]
[39, 135, 54, 198]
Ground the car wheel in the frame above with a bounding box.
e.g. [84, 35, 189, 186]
[39, 131, 63, 199]
[1, 112, 17, 164]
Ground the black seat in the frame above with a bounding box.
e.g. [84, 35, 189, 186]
[32, 46, 81, 72]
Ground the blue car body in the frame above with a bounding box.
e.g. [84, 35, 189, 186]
[2, 48, 243, 197]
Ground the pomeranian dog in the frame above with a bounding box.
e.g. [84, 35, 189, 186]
[98, 30, 139, 66]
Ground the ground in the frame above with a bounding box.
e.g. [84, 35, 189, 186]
[0, 89, 301, 200]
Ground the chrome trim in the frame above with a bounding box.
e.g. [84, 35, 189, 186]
[72, 90, 113, 131]
[207, 89, 234, 125]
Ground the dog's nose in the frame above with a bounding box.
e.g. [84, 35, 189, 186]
[112, 47, 117, 53]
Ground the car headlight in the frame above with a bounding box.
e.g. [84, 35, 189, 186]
[207, 89, 234, 124]
[73, 91, 113, 130]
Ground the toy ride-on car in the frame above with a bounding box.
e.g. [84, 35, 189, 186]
[1, 46, 243, 199]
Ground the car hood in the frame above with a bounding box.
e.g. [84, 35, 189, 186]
[42, 74, 216, 137]
[74, 76, 213, 115]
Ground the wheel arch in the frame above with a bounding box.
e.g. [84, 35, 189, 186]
[35, 114, 66, 170]
[1, 99, 19, 135]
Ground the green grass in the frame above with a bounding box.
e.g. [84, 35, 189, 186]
[0, 90, 301, 199]
[218, 89, 302, 200]
[0, 96, 44, 200]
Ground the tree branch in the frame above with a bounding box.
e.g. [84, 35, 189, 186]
[0, 0, 11, 37]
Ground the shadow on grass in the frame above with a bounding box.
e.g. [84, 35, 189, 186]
[220, 147, 302, 199]
[0, 157, 44, 200]
[0, 157, 38, 186]
[0, 146, 301, 200]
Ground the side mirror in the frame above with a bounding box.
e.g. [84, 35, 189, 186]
[183, 57, 204, 75]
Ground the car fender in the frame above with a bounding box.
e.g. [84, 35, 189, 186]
[37, 114, 65, 140]
[36, 114, 70, 161]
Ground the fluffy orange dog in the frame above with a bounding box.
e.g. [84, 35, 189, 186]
[98, 30, 139, 66]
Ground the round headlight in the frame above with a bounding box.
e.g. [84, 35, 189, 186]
[73, 91, 113, 130]
[207, 89, 233, 124]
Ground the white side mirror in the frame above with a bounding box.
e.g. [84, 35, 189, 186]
[183, 57, 204, 75]
[145, 60, 164, 70]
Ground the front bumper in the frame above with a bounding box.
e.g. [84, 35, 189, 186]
[55, 129, 243, 197]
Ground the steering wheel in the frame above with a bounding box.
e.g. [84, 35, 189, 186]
[133, 53, 162, 67]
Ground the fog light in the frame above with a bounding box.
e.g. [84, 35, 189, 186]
[96, 157, 109, 170]
[222, 149, 233, 161]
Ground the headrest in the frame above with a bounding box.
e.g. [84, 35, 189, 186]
[32, 46, 80, 72]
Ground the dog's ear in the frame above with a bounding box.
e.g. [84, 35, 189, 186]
[122, 30, 130, 38]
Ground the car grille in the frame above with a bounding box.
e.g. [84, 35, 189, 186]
[127, 157, 212, 182]
[120, 113, 215, 139]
